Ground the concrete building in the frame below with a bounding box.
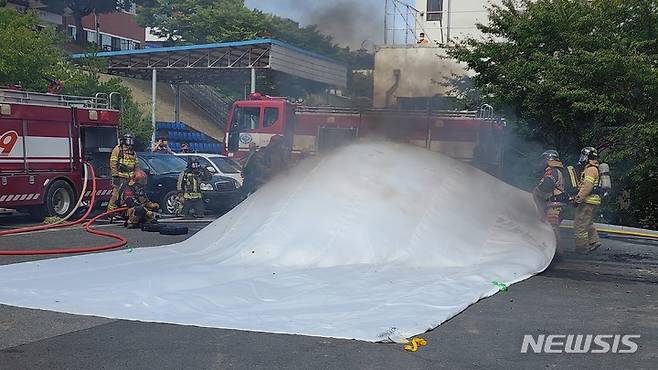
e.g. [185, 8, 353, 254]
[376, 0, 503, 108]
[373, 45, 467, 108]
[414, 0, 502, 43]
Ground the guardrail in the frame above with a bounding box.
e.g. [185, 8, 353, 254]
[0, 89, 117, 109]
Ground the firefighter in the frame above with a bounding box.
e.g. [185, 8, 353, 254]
[177, 158, 212, 218]
[533, 150, 567, 256]
[108, 133, 138, 213]
[241, 136, 287, 195]
[119, 169, 159, 228]
[266, 135, 289, 174]
[241, 146, 268, 195]
[573, 147, 602, 254]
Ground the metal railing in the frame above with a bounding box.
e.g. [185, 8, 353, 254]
[296, 105, 479, 118]
[178, 84, 232, 125]
[0, 89, 118, 109]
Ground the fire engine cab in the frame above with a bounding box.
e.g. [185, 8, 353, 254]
[225, 93, 505, 174]
[0, 88, 120, 220]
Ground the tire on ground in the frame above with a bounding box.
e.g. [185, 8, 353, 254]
[159, 225, 188, 236]
[141, 223, 162, 232]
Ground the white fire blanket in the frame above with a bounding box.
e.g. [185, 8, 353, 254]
[0, 141, 555, 342]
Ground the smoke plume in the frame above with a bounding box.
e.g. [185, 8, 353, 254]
[246, 0, 384, 49]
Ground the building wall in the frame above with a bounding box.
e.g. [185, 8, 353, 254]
[373, 45, 467, 108]
[414, 0, 502, 43]
[64, 11, 145, 50]
[5, 1, 62, 26]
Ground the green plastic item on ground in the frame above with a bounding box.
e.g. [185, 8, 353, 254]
[491, 281, 508, 292]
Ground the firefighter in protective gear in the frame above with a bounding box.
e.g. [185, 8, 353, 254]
[119, 169, 159, 228]
[533, 150, 567, 256]
[241, 135, 288, 195]
[177, 158, 212, 218]
[573, 147, 602, 253]
[108, 133, 138, 212]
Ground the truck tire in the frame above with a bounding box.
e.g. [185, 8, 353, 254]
[161, 190, 181, 215]
[44, 180, 77, 218]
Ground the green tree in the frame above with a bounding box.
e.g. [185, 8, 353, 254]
[0, 9, 63, 90]
[0, 8, 152, 148]
[448, 0, 658, 227]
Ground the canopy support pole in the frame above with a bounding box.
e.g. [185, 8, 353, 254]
[174, 83, 181, 123]
[151, 68, 157, 145]
[250, 68, 256, 93]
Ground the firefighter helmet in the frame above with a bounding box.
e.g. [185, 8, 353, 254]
[542, 149, 560, 162]
[129, 168, 147, 186]
[122, 133, 135, 147]
[187, 158, 201, 170]
[578, 147, 599, 165]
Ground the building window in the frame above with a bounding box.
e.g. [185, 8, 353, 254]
[101, 34, 112, 50]
[427, 0, 443, 22]
[86, 30, 97, 44]
[68, 25, 77, 40]
[111, 37, 121, 51]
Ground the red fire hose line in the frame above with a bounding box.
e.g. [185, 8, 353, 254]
[0, 164, 129, 255]
[0, 163, 99, 237]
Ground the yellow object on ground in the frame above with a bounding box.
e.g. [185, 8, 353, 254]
[43, 216, 62, 225]
[403, 337, 427, 352]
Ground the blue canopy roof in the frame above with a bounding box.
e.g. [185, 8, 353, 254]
[71, 39, 347, 87]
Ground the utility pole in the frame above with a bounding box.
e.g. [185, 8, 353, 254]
[446, 0, 452, 42]
[384, 0, 388, 44]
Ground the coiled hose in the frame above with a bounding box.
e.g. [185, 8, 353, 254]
[0, 163, 129, 255]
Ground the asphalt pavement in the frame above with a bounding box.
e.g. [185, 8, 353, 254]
[0, 219, 656, 369]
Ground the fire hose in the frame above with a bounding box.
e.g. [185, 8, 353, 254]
[0, 163, 129, 255]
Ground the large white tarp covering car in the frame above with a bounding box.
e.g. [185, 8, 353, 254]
[0, 141, 554, 342]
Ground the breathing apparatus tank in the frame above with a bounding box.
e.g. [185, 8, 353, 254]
[599, 162, 611, 190]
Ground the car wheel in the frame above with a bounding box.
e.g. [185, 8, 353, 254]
[161, 190, 180, 215]
[44, 180, 77, 218]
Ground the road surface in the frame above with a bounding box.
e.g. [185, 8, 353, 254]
[0, 222, 656, 369]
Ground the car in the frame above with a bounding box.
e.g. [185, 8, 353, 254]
[136, 152, 242, 215]
[175, 153, 244, 187]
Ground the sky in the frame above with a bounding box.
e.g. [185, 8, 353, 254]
[245, 0, 385, 50]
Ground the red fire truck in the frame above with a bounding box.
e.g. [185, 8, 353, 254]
[224, 93, 505, 173]
[0, 89, 120, 220]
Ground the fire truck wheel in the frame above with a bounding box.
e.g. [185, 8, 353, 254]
[44, 180, 77, 218]
[161, 191, 181, 215]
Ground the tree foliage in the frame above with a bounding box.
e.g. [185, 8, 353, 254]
[448, 0, 658, 227]
[0, 9, 152, 148]
[0, 9, 63, 90]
